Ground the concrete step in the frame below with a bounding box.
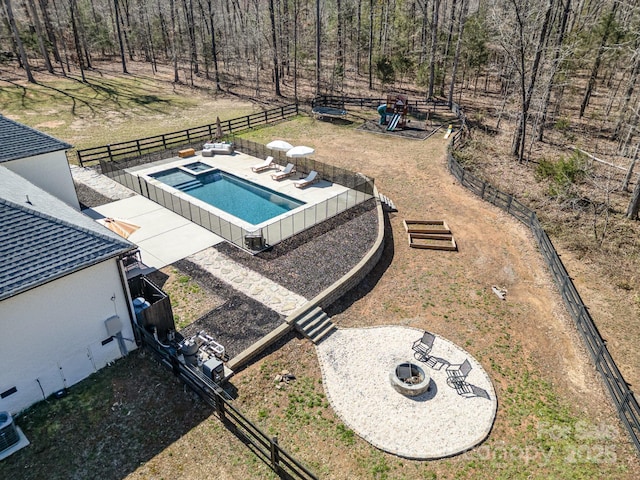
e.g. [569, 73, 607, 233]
[313, 323, 337, 343]
[296, 306, 324, 328]
[379, 193, 397, 212]
[294, 306, 336, 344]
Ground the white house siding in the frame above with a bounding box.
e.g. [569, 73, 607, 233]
[0, 260, 136, 415]
[4, 151, 80, 210]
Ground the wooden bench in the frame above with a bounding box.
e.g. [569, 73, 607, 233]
[178, 148, 196, 158]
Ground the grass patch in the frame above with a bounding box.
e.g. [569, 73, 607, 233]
[0, 70, 256, 152]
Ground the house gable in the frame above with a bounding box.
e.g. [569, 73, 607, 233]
[0, 168, 134, 301]
[0, 115, 72, 163]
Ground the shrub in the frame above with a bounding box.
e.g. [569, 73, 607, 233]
[535, 152, 588, 197]
[554, 117, 571, 132]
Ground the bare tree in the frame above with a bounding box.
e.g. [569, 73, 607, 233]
[579, 0, 620, 118]
[69, 0, 85, 82]
[627, 171, 640, 219]
[268, 0, 281, 96]
[428, 0, 441, 99]
[27, 0, 53, 73]
[3, 0, 35, 82]
[448, 0, 469, 108]
[114, 0, 128, 73]
[316, 0, 321, 94]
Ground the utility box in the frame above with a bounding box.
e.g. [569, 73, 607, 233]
[203, 357, 224, 383]
[245, 233, 265, 251]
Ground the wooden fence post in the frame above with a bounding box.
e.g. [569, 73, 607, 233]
[270, 436, 281, 474]
[215, 392, 226, 421]
[107, 144, 113, 162]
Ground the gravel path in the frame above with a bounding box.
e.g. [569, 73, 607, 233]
[316, 325, 497, 459]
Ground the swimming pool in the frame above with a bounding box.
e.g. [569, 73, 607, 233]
[150, 166, 305, 225]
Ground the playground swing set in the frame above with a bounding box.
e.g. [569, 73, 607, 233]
[377, 93, 409, 132]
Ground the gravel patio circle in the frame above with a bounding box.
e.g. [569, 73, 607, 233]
[316, 325, 497, 459]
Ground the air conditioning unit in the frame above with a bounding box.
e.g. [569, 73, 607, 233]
[0, 411, 29, 460]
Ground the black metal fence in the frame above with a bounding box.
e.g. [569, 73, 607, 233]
[311, 94, 449, 109]
[76, 104, 299, 167]
[447, 106, 640, 456]
[136, 325, 318, 480]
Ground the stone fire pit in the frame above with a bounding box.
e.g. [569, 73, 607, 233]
[389, 361, 431, 397]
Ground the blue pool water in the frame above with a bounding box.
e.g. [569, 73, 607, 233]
[150, 168, 304, 225]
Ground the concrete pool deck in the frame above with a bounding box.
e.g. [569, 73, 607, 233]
[83, 195, 224, 269]
[128, 151, 354, 232]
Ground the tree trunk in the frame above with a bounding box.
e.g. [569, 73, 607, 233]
[1, 0, 22, 68]
[627, 170, 640, 219]
[282, 0, 290, 76]
[120, 0, 134, 61]
[579, 1, 619, 118]
[4, 0, 35, 82]
[27, 0, 53, 73]
[156, 0, 170, 59]
[614, 46, 640, 139]
[316, 0, 321, 94]
[511, 0, 554, 162]
[269, 0, 281, 96]
[336, 0, 344, 84]
[356, 0, 362, 75]
[206, 0, 221, 91]
[69, 0, 85, 82]
[420, 0, 428, 63]
[170, 0, 179, 82]
[75, 2, 92, 69]
[39, 0, 64, 72]
[114, 0, 128, 73]
[182, 0, 198, 75]
[368, 0, 373, 89]
[448, 0, 468, 108]
[141, 0, 157, 72]
[428, 0, 440, 99]
[622, 142, 640, 192]
[537, 0, 571, 142]
[441, 0, 457, 95]
[293, 0, 298, 99]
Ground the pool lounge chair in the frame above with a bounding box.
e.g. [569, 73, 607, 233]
[294, 170, 319, 188]
[251, 156, 276, 172]
[271, 163, 296, 180]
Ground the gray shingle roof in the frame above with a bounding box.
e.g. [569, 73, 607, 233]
[0, 168, 134, 301]
[0, 114, 72, 163]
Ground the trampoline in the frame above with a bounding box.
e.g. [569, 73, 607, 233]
[312, 106, 347, 120]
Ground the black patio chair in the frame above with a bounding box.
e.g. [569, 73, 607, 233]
[446, 359, 473, 394]
[412, 331, 436, 362]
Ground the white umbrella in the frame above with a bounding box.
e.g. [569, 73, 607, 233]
[266, 140, 294, 152]
[286, 145, 315, 158]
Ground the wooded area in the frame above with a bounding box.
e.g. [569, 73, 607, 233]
[2, 0, 640, 216]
